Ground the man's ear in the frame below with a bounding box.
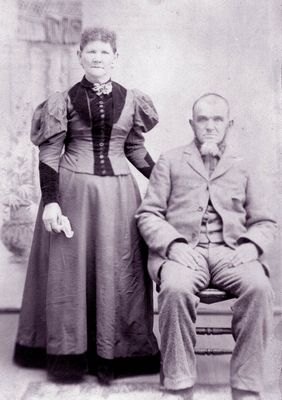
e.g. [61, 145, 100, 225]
[228, 119, 234, 128]
[189, 119, 194, 130]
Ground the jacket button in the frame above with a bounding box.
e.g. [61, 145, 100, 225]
[198, 206, 204, 212]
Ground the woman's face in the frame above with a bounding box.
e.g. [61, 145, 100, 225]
[78, 40, 117, 83]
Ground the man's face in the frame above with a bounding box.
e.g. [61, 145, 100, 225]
[190, 98, 232, 144]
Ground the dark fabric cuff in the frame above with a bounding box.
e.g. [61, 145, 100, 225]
[138, 153, 155, 178]
[39, 161, 59, 205]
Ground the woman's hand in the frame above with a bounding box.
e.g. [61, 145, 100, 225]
[42, 202, 62, 233]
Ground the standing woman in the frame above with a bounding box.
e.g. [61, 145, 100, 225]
[14, 27, 159, 383]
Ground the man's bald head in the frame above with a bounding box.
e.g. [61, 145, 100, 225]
[192, 93, 230, 119]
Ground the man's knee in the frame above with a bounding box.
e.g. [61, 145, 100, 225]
[158, 261, 200, 325]
[247, 278, 273, 301]
[160, 280, 194, 300]
[240, 263, 274, 301]
[159, 260, 198, 296]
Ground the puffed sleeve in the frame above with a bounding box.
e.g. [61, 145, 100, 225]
[30, 92, 67, 205]
[124, 89, 158, 178]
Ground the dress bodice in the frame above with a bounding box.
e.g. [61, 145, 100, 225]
[65, 78, 116, 175]
[31, 78, 158, 177]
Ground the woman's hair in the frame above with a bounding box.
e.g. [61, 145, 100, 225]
[80, 27, 117, 53]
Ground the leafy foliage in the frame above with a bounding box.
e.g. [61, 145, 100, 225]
[1, 142, 34, 210]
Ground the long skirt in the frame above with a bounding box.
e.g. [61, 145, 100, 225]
[14, 167, 159, 378]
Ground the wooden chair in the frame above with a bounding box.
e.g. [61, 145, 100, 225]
[195, 288, 235, 355]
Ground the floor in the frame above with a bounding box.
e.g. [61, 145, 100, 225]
[0, 241, 281, 399]
[0, 313, 281, 400]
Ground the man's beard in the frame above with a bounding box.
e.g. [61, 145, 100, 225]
[199, 141, 221, 157]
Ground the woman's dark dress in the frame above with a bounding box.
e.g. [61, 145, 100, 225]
[14, 77, 159, 379]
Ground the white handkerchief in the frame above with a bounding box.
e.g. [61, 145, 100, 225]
[59, 215, 74, 238]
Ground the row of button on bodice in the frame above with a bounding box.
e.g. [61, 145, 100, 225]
[98, 97, 106, 174]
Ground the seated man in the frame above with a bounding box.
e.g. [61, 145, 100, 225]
[136, 93, 277, 400]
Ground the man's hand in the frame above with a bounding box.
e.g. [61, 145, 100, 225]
[168, 242, 205, 270]
[228, 242, 260, 268]
[42, 202, 62, 233]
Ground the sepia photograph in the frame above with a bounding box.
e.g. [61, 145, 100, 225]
[0, 1, 281, 399]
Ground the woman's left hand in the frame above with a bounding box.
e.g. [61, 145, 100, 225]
[42, 202, 62, 233]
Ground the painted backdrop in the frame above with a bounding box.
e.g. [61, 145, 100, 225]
[0, 0, 281, 311]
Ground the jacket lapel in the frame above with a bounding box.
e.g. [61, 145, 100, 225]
[184, 141, 209, 180]
[184, 140, 239, 181]
[210, 144, 239, 180]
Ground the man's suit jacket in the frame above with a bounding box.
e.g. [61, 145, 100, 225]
[136, 140, 277, 282]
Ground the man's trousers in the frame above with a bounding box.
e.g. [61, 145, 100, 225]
[158, 244, 274, 392]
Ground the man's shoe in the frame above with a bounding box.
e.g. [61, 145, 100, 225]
[164, 387, 194, 400]
[232, 388, 261, 400]
[179, 388, 194, 400]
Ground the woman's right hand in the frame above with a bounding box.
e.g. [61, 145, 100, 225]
[42, 202, 62, 233]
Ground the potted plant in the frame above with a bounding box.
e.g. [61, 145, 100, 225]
[0, 140, 38, 262]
